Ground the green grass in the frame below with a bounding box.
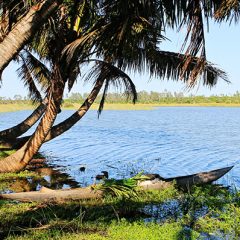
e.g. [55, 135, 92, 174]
[5, 220, 200, 240]
[0, 184, 239, 240]
[0, 149, 16, 158]
[0, 170, 41, 181]
[0, 163, 239, 240]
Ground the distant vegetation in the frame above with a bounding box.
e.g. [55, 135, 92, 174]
[1, 91, 240, 108]
[65, 91, 240, 105]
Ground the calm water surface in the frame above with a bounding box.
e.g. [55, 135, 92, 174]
[1, 107, 239, 188]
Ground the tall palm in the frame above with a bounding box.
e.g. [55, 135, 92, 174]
[0, 0, 62, 76]
[0, 0, 235, 172]
[1, 0, 228, 150]
[0, 0, 102, 171]
[0, 1, 70, 172]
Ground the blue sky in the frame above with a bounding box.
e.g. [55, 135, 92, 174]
[0, 21, 239, 98]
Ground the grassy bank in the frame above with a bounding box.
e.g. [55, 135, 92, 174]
[1, 102, 240, 113]
[0, 165, 239, 239]
[0, 103, 35, 112]
[1, 183, 239, 240]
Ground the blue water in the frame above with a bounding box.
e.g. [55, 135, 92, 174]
[0, 107, 239, 187]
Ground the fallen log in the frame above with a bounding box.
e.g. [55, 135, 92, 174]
[0, 186, 103, 202]
[0, 179, 171, 202]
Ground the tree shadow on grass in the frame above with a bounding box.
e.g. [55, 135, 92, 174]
[0, 172, 238, 239]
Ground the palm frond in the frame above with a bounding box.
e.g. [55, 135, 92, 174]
[29, 22, 52, 60]
[178, 1, 207, 86]
[17, 53, 42, 102]
[94, 177, 140, 199]
[62, 26, 106, 65]
[98, 79, 109, 118]
[214, 0, 240, 23]
[67, 64, 80, 91]
[62, 0, 167, 66]
[84, 60, 137, 117]
[23, 50, 51, 91]
[146, 49, 228, 88]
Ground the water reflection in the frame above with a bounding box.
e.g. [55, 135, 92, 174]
[0, 158, 80, 194]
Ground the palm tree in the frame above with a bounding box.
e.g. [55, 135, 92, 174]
[0, 0, 235, 172]
[0, 0, 69, 172]
[0, 0, 62, 75]
[0, 49, 51, 141]
[1, 0, 228, 149]
[0, 0, 105, 172]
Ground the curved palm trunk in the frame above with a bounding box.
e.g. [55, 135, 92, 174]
[45, 79, 104, 141]
[0, 70, 64, 173]
[4, 79, 104, 149]
[0, 0, 62, 75]
[0, 99, 47, 141]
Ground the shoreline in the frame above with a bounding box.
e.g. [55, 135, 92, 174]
[1, 102, 240, 112]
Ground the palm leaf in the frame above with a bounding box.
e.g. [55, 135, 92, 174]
[84, 60, 137, 117]
[17, 53, 42, 102]
[23, 50, 51, 91]
[177, 1, 208, 86]
[214, 0, 240, 23]
[94, 172, 152, 199]
[145, 49, 228, 88]
[95, 177, 140, 199]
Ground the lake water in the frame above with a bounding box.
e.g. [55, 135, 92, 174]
[0, 107, 240, 188]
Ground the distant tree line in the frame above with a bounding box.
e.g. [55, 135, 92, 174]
[0, 95, 31, 104]
[2, 91, 240, 105]
[64, 90, 240, 104]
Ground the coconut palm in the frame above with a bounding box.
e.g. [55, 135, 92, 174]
[0, 0, 122, 171]
[0, 1, 70, 172]
[0, 0, 236, 172]
[1, 0, 228, 149]
[0, 0, 63, 75]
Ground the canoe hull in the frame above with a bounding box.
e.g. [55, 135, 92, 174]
[164, 166, 234, 187]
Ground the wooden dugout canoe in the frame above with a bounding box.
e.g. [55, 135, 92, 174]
[0, 166, 234, 202]
[163, 166, 234, 187]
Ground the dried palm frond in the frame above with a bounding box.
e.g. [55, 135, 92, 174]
[214, 0, 240, 23]
[146, 49, 228, 88]
[178, 0, 207, 87]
